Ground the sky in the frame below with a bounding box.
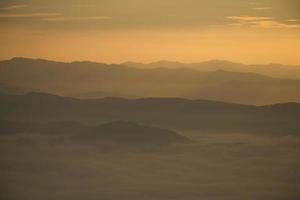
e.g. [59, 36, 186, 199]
[0, 0, 300, 64]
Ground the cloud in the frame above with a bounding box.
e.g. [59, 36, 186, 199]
[0, 4, 28, 10]
[227, 15, 300, 29]
[0, 13, 62, 18]
[253, 7, 272, 10]
[250, 20, 300, 29]
[0, 12, 111, 22]
[227, 16, 273, 21]
[43, 16, 112, 21]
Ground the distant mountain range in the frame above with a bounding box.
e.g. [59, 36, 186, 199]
[0, 57, 300, 105]
[123, 60, 300, 79]
[1, 92, 299, 135]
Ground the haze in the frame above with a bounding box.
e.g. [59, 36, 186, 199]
[1, 1, 300, 200]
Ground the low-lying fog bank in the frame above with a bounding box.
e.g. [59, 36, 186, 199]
[1, 130, 299, 200]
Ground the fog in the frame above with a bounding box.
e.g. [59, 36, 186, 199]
[1, 130, 299, 200]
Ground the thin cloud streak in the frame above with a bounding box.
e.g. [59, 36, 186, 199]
[227, 16, 273, 21]
[251, 20, 300, 29]
[43, 16, 112, 21]
[227, 15, 300, 29]
[253, 7, 272, 10]
[0, 4, 28, 10]
[0, 13, 62, 18]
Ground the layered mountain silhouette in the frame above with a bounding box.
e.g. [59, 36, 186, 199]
[0, 120, 189, 145]
[79, 121, 190, 144]
[1, 57, 300, 104]
[1, 92, 299, 135]
[123, 60, 300, 79]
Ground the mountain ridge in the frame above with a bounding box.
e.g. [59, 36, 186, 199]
[0, 119, 190, 145]
[1, 57, 300, 105]
[1, 92, 299, 135]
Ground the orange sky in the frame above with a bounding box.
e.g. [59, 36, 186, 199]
[0, 0, 300, 64]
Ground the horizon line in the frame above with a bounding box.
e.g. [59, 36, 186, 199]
[1, 56, 300, 66]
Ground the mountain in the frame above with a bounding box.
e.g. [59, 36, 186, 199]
[1, 57, 300, 104]
[1, 92, 299, 135]
[0, 120, 189, 145]
[123, 60, 300, 79]
[83, 121, 189, 144]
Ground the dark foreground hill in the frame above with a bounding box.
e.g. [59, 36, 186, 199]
[1, 92, 299, 135]
[0, 120, 189, 145]
[1, 57, 300, 104]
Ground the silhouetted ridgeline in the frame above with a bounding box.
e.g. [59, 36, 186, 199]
[1, 57, 300, 105]
[0, 92, 299, 135]
[123, 60, 300, 79]
[0, 120, 189, 145]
